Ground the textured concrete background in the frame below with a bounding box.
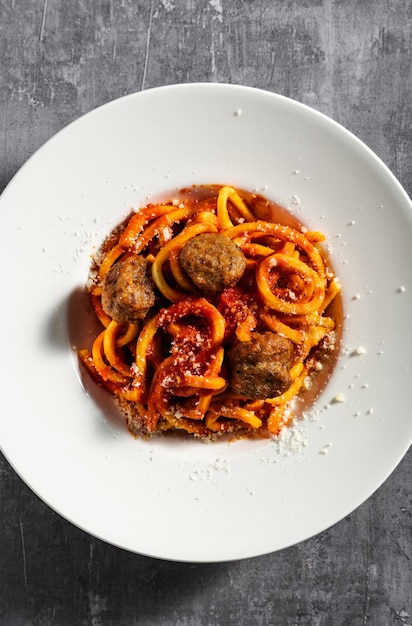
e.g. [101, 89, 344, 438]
[1, 1, 411, 624]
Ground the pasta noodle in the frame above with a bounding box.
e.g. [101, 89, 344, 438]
[78, 185, 341, 439]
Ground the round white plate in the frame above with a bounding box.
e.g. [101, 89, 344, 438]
[0, 84, 411, 562]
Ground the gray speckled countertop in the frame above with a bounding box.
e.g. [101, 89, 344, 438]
[1, 1, 411, 624]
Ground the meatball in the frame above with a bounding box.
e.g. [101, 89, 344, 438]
[101, 255, 156, 323]
[179, 233, 246, 295]
[228, 331, 294, 399]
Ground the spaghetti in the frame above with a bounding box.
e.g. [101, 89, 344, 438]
[79, 185, 341, 439]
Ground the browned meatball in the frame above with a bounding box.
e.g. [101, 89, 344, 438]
[179, 233, 246, 295]
[101, 255, 156, 323]
[228, 331, 294, 399]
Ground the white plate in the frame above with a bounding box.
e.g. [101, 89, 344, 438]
[0, 83, 411, 562]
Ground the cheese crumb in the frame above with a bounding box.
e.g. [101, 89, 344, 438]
[333, 392, 345, 403]
[319, 444, 332, 455]
[274, 422, 309, 455]
[352, 346, 366, 356]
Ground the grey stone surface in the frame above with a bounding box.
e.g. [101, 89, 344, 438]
[0, 1, 411, 624]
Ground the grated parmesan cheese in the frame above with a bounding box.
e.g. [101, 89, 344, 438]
[352, 346, 366, 356]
